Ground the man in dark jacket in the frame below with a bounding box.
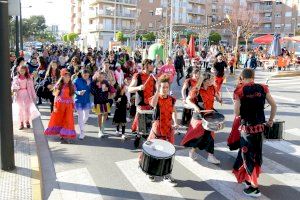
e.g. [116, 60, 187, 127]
[244, 53, 257, 69]
[174, 50, 185, 86]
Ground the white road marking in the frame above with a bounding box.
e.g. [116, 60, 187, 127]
[175, 150, 269, 200]
[55, 168, 103, 200]
[225, 86, 235, 104]
[270, 95, 296, 102]
[264, 140, 300, 158]
[116, 158, 184, 200]
[215, 142, 300, 191]
[285, 128, 300, 136]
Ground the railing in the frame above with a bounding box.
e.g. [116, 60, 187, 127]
[263, 17, 272, 22]
[188, 19, 202, 24]
[260, 5, 273, 11]
[90, 0, 137, 5]
[187, 8, 205, 15]
[189, 0, 206, 4]
[259, 27, 273, 33]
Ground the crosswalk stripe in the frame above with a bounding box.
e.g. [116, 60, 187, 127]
[215, 142, 300, 191]
[55, 168, 103, 200]
[264, 140, 300, 158]
[285, 128, 300, 137]
[270, 95, 296, 102]
[175, 150, 270, 200]
[116, 158, 184, 200]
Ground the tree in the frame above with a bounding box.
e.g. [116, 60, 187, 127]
[116, 31, 125, 42]
[142, 32, 156, 41]
[296, 29, 300, 36]
[224, 0, 261, 52]
[22, 15, 47, 40]
[209, 32, 222, 45]
[67, 33, 79, 44]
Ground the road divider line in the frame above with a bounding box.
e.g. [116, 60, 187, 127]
[175, 150, 269, 200]
[215, 142, 300, 191]
[116, 158, 184, 200]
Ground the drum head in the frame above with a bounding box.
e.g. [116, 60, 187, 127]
[204, 112, 225, 123]
[142, 139, 175, 159]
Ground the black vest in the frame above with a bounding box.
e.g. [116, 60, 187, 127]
[240, 84, 266, 125]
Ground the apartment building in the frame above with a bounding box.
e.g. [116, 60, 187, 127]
[71, 0, 300, 49]
[247, 0, 300, 36]
[137, 0, 207, 32]
[71, 0, 138, 50]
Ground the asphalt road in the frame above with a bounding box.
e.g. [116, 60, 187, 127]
[39, 68, 300, 200]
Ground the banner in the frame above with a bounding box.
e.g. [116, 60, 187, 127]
[155, 8, 162, 16]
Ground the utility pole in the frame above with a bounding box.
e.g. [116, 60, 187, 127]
[113, 0, 117, 41]
[15, 15, 20, 57]
[168, 0, 173, 57]
[0, 0, 15, 171]
[234, 26, 241, 74]
[19, 0, 23, 51]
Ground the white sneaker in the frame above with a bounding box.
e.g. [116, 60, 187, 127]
[189, 150, 198, 161]
[164, 175, 177, 186]
[115, 131, 121, 136]
[98, 130, 104, 138]
[207, 154, 220, 164]
[121, 134, 127, 140]
[78, 133, 85, 140]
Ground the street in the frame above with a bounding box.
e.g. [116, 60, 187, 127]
[38, 68, 300, 200]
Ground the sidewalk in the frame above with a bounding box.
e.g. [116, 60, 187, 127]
[0, 119, 41, 200]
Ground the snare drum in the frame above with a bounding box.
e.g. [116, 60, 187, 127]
[140, 139, 175, 177]
[137, 108, 154, 135]
[202, 111, 225, 132]
[264, 120, 284, 140]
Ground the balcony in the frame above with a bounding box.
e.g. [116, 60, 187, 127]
[189, 0, 206, 5]
[90, 0, 137, 6]
[259, 27, 273, 33]
[187, 8, 205, 15]
[89, 24, 103, 32]
[188, 19, 202, 24]
[263, 17, 272, 23]
[259, 5, 273, 12]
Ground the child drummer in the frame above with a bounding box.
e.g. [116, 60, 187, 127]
[181, 72, 222, 164]
[142, 75, 179, 184]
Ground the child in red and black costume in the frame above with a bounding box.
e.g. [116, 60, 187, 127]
[232, 69, 276, 197]
[181, 68, 200, 126]
[144, 75, 178, 184]
[181, 72, 222, 164]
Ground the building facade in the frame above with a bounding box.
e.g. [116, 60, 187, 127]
[71, 0, 300, 49]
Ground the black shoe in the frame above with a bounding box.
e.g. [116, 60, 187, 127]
[243, 186, 261, 197]
[26, 122, 31, 129]
[19, 123, 24, 130]
[243, 180, 251, 188]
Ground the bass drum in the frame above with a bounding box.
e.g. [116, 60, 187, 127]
[140, 139, 175, 177]
[264, 120, 284, 140]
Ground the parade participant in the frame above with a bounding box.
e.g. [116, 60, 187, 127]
[73, 69, 91, 140]
[11, 57, 25, 79]
[181, 69, 200, 126]
[158, 57, 176, 95]
[115, 63, 125, 87]
[128, 59, 156, 134]
[90, 71, 111, 138]
[113, 85, 129, 140]
[12, 66, 37, 130]
[42, 61, 61, 112]
[102, 60, 117, 114]
[44, 69, 76, 143]
[213, 53, 228, 93]
[174, 50, 185, 86]
[143, 75, 178, 183]
[244, 52, 257, 70]
[232, 68, 276, 197]
[181, 72, 222, 164]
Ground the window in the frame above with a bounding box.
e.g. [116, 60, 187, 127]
[285, 12, 292, 17]
[276, 0, 282, 5]
[265, 13, 271, 17]
[149, 10, 154, 16]
[297, 23, 300, 28]
[275, 24, 281, 29]
[264, 24, 271, 28]
[275, 13, 281, 18]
